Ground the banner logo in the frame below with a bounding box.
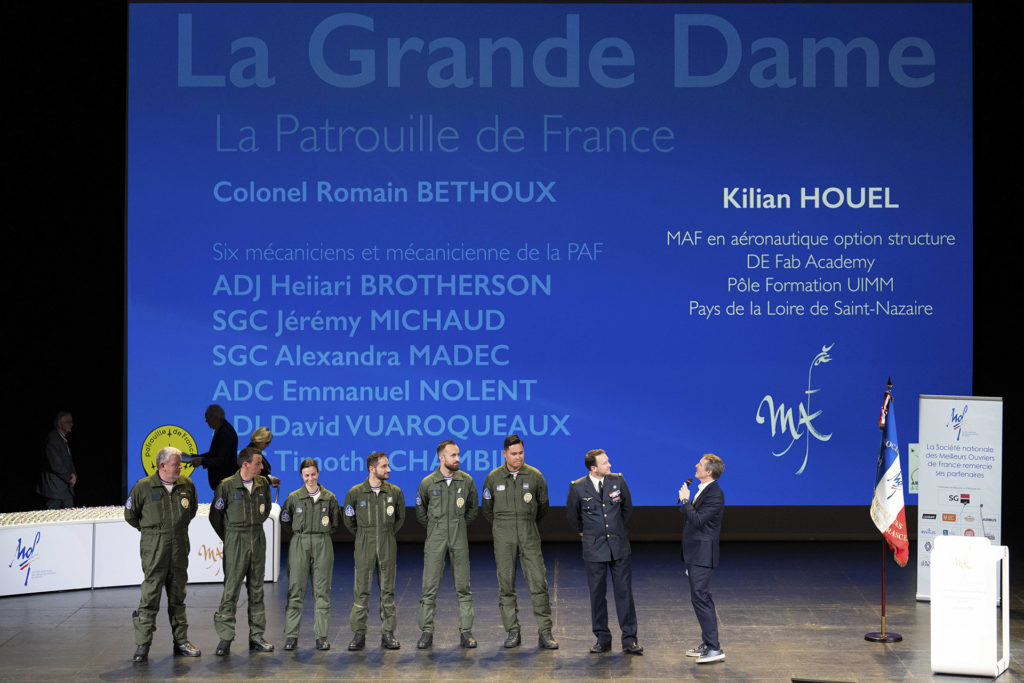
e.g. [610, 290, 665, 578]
[141, 425, 198, 477]
[946, 404, 968, 441]
[755, 343, 834, 474]
[7, 532, 41, 587]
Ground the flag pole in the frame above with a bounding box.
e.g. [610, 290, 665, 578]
[866, 378, 902, 643]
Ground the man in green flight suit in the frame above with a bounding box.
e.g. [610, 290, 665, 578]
[125, 446, 201, 663]
[481, 434, 559, 650]
[209, 446, 274, 655]
[415, 440, 479, 649]
[281, 458, 341, 651]
[343, 452, 406, 651]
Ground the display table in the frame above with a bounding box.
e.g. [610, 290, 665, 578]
[1, 504, 280, 596]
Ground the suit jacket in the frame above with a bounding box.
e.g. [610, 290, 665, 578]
[36, 429, 75, 502]
[200, 421, 238, 491]
[566, 473, 632, 562]
[680, 480, 724, 568]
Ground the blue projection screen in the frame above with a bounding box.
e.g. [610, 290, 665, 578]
[127, 3, 972, 505]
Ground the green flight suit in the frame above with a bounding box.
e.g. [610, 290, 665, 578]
[281, 485, 341, 639]
[343, 479, 406, 634]
[209, 472, 273, 642]
[124, 472, 199, 646]
[415, 469, 478, 633]
[481, 463, 552, 634]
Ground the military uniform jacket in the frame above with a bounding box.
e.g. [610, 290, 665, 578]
[209, 472, 272, 539]
[566, 473, 632, 562]
[343, 480, 406, 537]
[281, 486, 341, 535]
[481, 463, 549, 527]
[125, 472, 199, 534]
[415, 469, 478, 546]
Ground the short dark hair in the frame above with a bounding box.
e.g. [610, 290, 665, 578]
[53, 411, 72, 428]
[503, 434, 523, 451]
[367, 452, 387, 469]
[436, 439, 456, 456]
[237, 445, 261, 466]
[206, 404, 225, 419]
[585, 449, 605, 471]
[702, 453, 724, 480]
[299, 458, 319, 472]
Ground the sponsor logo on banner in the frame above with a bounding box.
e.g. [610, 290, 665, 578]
[962, 514, 975, 522]
[7, 531, 42, 587]
[755, 343, 834, 475]
[196, 542, 224, 576]
[946, 404, 968, 441]
[922, 513, 936, 520]
[963, 528, 975, 536]
[919, 527, 937, 536]
[942, 513, 956, 522]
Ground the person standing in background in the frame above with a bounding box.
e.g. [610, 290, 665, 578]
[37, 411, 76, 509]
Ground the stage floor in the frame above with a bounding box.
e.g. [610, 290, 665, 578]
[0, 541, 1020, 681]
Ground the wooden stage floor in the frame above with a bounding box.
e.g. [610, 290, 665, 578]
[0, 541, 1020, 681]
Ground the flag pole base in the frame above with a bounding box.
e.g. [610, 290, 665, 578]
[864, 631, 902, 642]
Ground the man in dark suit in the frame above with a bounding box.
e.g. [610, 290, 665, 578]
[678, 453, 725, 664]
[189, 404, 238, 494]
[566, 449, 642, 655]
[37, 411, 76, 508]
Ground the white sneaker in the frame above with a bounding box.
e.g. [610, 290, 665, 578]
[696, 648, 725, 663]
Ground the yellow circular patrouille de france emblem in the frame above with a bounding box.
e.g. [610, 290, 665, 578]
[386, 505, 395, 517]
[456, 497, 465, 508]
[141, 425, 198, 477]
[524, 492, 533, 504]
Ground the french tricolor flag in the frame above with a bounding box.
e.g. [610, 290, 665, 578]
[870, 389, 909, 567]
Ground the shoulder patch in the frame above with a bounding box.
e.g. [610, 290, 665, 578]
[483, 488, 491, 500]
[280, 510, 291, 523]
[125, 497, 132, 510]
[214, 498, 226, 510]
[415, 495, 422, 506]
[345, 505, 355, 517]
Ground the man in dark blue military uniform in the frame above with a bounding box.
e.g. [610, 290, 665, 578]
[566, 448, 642, 655]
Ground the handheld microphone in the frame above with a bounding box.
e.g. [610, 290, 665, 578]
[676, 478, 693, 504]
